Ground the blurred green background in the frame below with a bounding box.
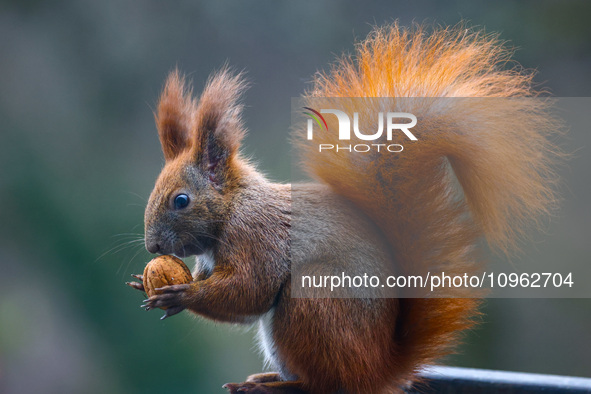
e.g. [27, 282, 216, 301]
[1, 1, 590, 393]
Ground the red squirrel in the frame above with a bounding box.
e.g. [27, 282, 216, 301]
[129, 23, 560, 393]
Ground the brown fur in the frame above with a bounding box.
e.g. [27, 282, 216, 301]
[141, 23, 561, 394]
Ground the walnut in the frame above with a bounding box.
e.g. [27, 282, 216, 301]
[143, 255, 193, 301]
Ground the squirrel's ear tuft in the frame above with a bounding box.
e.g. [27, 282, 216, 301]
[192, 68, 248, 167]
[155, 69, 196, 161]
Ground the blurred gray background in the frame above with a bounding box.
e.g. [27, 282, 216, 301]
[0, 1, 590, 393]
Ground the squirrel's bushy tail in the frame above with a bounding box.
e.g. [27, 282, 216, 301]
[298, 23, 561, 384]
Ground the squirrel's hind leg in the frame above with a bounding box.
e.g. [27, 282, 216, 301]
[245, 372, 282, 383]
[223, 380, 308, 394]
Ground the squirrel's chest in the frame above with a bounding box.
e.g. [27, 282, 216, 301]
[256, 309, 298, 380]
[194, 250, 215, 277]
[257, 308, 276, 366]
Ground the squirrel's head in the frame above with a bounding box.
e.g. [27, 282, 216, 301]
[144, 68, 248, 257]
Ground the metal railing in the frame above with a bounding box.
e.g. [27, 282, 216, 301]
[407, 366, 591, 393]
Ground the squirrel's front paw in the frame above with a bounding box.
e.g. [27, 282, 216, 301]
[141, 284, 190, 320]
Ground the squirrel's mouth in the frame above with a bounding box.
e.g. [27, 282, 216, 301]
[173, 238, 213, 258]
[146, 230, 216, 257]
[173, 244, 201, 258]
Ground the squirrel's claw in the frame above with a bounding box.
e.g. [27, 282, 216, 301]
[141, 284, 190, 316]
[126, 281, 145, 292]
[126, 274, 145, 292]
[131, 274, 143, 281]
[161, 305, 184, 320]
[223, 382, 278, 393]
[222, 383, 240, 393]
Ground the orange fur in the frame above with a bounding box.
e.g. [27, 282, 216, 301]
[155, 69, 196, 161]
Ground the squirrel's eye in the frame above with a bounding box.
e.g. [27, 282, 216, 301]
[173, 194, 190, 210]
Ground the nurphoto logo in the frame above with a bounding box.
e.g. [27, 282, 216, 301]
[303, 107, 418, 153]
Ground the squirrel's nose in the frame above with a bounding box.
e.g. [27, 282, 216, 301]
[146, 241, 160, 254]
